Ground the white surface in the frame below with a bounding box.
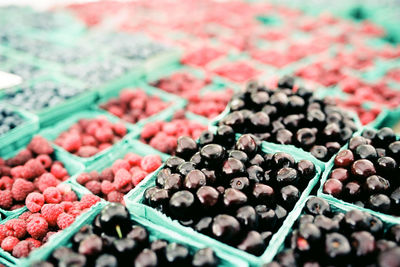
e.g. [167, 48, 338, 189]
[0, 71, 22, 89]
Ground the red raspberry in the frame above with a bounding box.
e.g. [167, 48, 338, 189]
[28, 136, 54, 155]
[36, 154, 52, 169]
[24, 159, 46, 179]
[95, 126, 114, 143]
[113, 169, 131, 190]
[11, 179, 35, 202]
[43, 187, 62, 204]
[124, 153, 142, 166]
[68, 202, 83, 217]
[56, 183, 71, 195]
[76, 173, 92, 185]
[60, 201, 73, 212]
[119, 183, 133, 194]
[19, 211, 33, 221]
[26, 216, 48, 240]
[98, 143, 112, 151]
[85, 181, 101, 195]
[99, 168, 114, 182]
[107, 191, 124, 203]
[119, 89, 137, 103]
[112, 159, 130, 175]
[0, 225, 6, 244]
[62, 133, 81, 152]
[6, 149, 33, 167]
[140, 155, 162, 172]
[26, 192, 44, 213]
[12, 240, 34, 258]
[0, 176, 13, 190]
[51, 164, 68, 180]
[41, 204, 63, 227]
[77, 146, 99, 158]
[82, 135, 97, 146]
[0, 166, 11, 177]
[56, 212, 75, 230]
[10, 166, 27, 178]
[25, 238, 41, 248]
[80, 194, 100, 209]
[42, 231, 57, 243]
[141, 122, 161, 140]
[0, 190, 13, 209]
[132, 170, 148, 186]
[1, 236, 19, 252]
[37, 173, 60, 193]
[4, 219, 27, 239]
[113, 122, 127, 137]
[26, 213, 42, 224]
[101, 180, 115, 195]
[63, 191, 78, 202]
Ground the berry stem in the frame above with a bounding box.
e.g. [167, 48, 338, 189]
[116, 225, 123, 239]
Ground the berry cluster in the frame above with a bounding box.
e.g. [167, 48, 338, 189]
[100, 89, 170, 124]
[140, 111, 207, 155]
[323, 127, 400, 215]
[186, 89, 234, 119]
[76, 153, 162, 203]
[144, 129, 316, 255]
[32, 203, 219, 267]
[3, 80, 87, 112]
[0, 136, 71, 210]
[269, 197, 400, 267]
[0, 184, 100, 258]
[211, 61, 260, 83]
[0, 106, 24, 136]
[54, 116, 127, 158]
[219, 78, 358, 162]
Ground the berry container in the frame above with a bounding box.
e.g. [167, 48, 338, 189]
[0, 75, 97, 128]
[96, 81, 187, 129]
[124, 139, 323, 266]
[14, 201, 248, 267]
[0, 182, 104, 267]
[39, 110, 136, 167]
[265, 195, 400, 265]
[0, 140, 84, 218]
[0, 103, 39, 156]
[66, 138, 164, 202]
[317, 128, 400, 224]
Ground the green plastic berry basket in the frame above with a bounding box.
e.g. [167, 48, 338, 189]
[18, 201, 248, 267]
[264, 194, 400, 265]
[126, 110, 209, 162]
[96, 81, 187, 130]
[124, 137, 323, 267]
[0, 74, 97, 128]
[0, 139, 84, 219]
[317, 127, 400, 224]
[0, 103, 39, 156]
[66, 138, 166, 202]
[39, 109, 136, 168]
[0, 182, 105, 267]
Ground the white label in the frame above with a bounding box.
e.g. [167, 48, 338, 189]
[0, 71, 23, 90]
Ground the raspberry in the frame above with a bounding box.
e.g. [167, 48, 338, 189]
[5, 219, 27, 239]
[26, 192, 44, 212]
[0, 225, 6, 244]
[124, 153, 142, 166]
[57, 212, 75, 230]
[12, 240, 34, 258]
[140, 155, 162, 172]
[113, 169, 132, 190]
[56, 183, 72, 195]
[11, 179, 35, 202]
[25, 238, 41, 248]
[119, 183, 133, 194]
[76, 173, 92, 185]
[63, 191, 78, 202]
[101, 180, 115, 195]
[113, 122, 127, 137]
[1, 236, 19, 252]
[41, 204, 63, 227]
[95, 126, 114, 143]
[62, 133, 81, 152]
[10, 166, 26, 178]
[107, 191, 124, 203]
[141, 122, 161, 139]
[80, 194, 100, 209]
[82, 135, 97, 146]
[5, 149, 32, 167]
[132, 170, 148, 186]
[0, 190, 13, 209]
[28, 136, 54, 155]
[27, 216, 48, 240]
[77, 146, 99, 158]
[36, 154, 52, 169]
[37, 173, 60, 193]
[60, 201, 73, 212]
[89, 171, 99, 181]
[42, 231, 57, 244]
[43, 187, 62, 204]
[68, 202, 83, 217]
[98, 143, 112, 151]
[19, 211, 33, 221]
[112, 159, 130, 175]
[50, 164, 68, 180]
[0, 176, 13, 190]
[99, 168, 114, 182]
[85, 180, 101, 195]
[26, 214, 42, 224]
[24, 159, 46, 179]
[0, 166, 11, 177]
